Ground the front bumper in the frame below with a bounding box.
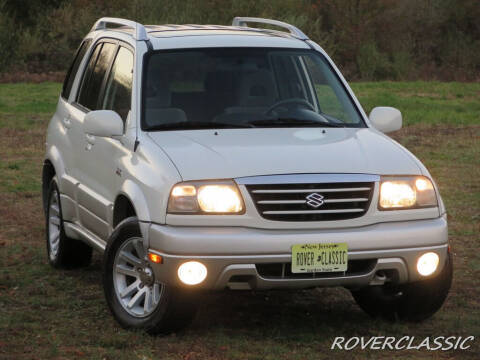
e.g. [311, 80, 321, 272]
[147, 216, 448, 290]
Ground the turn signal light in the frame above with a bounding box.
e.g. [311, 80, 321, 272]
[148, 253, 163, 264]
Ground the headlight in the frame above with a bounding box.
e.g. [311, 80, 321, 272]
[168, 180, 244, 214]
[379, 176, 437, 210]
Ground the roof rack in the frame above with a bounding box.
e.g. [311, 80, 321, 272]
[90, 17, 148, 41]
[232, 17, 309, 40]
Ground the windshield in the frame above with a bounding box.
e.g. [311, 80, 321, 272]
[142, 48, 365, 131]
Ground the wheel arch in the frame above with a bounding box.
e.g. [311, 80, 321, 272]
[112, 194, 137, 228]
[116, 179, 151, 225]
[42, 146, 66, 214]
[42, 159, 56, 213]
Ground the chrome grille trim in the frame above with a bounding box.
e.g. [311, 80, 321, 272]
[258, 200, 306, 204]
[258, 198, 368, 205]
[240, 174, 376, 222]
[251, 187, 371, 193]
[263, 209, 365, 215]
[325, 198, 369, 203]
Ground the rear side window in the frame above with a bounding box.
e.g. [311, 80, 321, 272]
[102, 46, 134, 122]
[61, 39, 92, 100]
[77, 42, 117, 111]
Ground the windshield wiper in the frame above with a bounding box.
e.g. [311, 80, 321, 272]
[145, 117, 346, 131]
[145, 121, 255, 131]
[247, 118, 345, 128]
[320, 113, 346, 125]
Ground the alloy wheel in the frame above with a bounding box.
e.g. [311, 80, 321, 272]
[113, 237, 163, 317]
[48, 189, 61, 261]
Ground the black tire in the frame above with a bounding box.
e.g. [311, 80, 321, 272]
[103, 217, 198, 335]
[351, 252, 453, 322]
[46, 177, 92, 268]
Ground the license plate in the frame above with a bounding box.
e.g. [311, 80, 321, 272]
[291, 243, 348, 273]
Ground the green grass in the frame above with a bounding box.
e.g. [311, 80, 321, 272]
[0, 82, 479, 359]
[0, 82, 60, 114]
[0, 82, 60, 130]
[351, 81, 480, 125]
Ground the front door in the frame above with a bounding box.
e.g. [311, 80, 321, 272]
[79, 45, 135, 239]
[71, 40, 118, 239]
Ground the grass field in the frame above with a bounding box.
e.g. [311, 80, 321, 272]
[0, 81, 479, 359]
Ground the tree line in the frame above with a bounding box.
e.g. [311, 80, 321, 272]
[0, 0, 478, 81]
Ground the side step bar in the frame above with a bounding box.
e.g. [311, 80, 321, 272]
[64, 222, 106, 252]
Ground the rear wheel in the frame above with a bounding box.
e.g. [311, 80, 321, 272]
[103, 217, 198, 334]
[351, 252, 453, 322]
[46, 177, 92, 268]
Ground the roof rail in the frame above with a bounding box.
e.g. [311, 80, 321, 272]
[90, 17, 148, 41]
[232, 17, 308, 40]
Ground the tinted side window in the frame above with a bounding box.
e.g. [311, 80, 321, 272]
[77, 43, 102, 108]
[102, 47, 134, 122]
[61, 39, 92, 100]
[77, 42, 117, 110]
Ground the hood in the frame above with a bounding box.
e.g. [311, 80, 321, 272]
[147, 128, 421, 181]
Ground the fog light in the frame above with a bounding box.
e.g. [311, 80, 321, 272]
[178, 261, 207, 285]
[417, 252, 439, 276]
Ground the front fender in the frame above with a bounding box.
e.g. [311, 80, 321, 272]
[117, 180, 156, 252]
[118, 179, 151, 223]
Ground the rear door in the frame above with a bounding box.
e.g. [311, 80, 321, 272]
[55, 39, 91, 220]
[70, 40, 118, 238]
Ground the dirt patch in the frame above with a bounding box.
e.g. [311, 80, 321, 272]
[391, 124, 480, 147]
[0, 71, 66, 84]
[0, 125, 45, 150]
[395, 91, 480, 101]
[394, 123, 479, 137]
[397, 92, 445, 99]
[0, 192, 43, 249]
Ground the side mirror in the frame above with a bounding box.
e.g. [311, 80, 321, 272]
[83, 110, 123, 137]
[369, 107, 402, 133]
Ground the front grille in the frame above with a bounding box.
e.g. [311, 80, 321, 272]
[256, 259, 377, 279]
[246, 182, 374, 221]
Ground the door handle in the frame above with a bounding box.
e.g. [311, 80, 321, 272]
[85, 134, 95, 150]
[62, 116, 72, 129]
[85, 134, 95, 144]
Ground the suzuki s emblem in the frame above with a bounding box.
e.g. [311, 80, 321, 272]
[306, 193, 325, 208]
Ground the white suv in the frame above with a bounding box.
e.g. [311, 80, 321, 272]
[43, 17, 452, 334]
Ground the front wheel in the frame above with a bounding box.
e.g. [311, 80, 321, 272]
[351, 252, 453, 322]
[103, 217, 198, 334]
